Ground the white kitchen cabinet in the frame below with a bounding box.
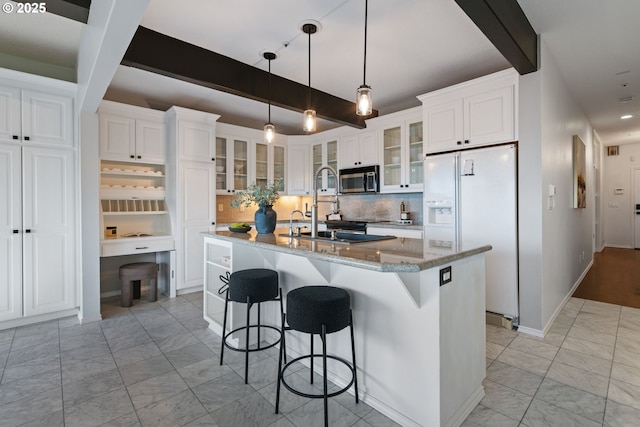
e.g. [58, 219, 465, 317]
[339, 131, 378, 168]
[0, 85, 73, 147]
[312, 139, 338, 194]
[166, 107, 220, 294]
[99, 101, 165, 164]
[374, 108, 423, 193]
[419, 69, 517, 153]
[0, 143, 77, 321]
[215, 135, 250, 194]
[287, 141, 310, 195]
[255, 141, 286, 193]
[0, 144, 22, 321]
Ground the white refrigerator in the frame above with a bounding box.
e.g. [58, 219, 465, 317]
[424, 144, 518, 320]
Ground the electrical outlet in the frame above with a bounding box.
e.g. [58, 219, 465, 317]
[439, 266, 452, 286]
[218, 204, 223, 212]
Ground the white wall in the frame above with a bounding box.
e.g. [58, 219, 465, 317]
[518, 39, 595, 333]
[602, 143, 640, 248]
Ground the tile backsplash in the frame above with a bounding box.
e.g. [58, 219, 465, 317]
[216, 192, 423, 224]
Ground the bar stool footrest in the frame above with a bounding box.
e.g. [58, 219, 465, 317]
[280, 354, 356, 399]
[223, 324, 282, 353]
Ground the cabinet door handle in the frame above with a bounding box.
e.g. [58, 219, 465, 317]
[13, 229, 19, 234]
[211, 221, 215, 225]
[25, 229, 31, 233]
[457, 141, 462, 145]
[130, 155, 135, 159]
[135, 246, 149, 250]
[12, 135, 19, 140]
[464, 140, 469, 144]
[212, 158, 215, 162]
[24, 136, 30, 141]
[137, 155, 141, 159]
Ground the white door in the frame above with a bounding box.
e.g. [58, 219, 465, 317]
[179, 120, 215, 161]
[459, 145, 518, 319]
[22, 147, 76, 316]
[99, 113, 135, 161]
[634, 169, 640, 249]
[21, 90, 73, 147]
[180, 161, 215, 289]
[0, 144, 22, 321]
[0, 85, 21, 142]
[135, 119, 165, 164]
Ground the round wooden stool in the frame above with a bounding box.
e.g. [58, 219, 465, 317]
[119, 262, 158, 307]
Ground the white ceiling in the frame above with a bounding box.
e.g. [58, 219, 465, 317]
[0, 0, 638, 145]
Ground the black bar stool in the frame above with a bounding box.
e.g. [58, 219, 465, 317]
[219, 268, 284, 384]
[275, 285, 359, 427]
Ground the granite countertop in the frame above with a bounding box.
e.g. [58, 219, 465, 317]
[202, 228, 491, 273]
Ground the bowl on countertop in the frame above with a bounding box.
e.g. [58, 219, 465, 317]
[229, 225, 252, 233]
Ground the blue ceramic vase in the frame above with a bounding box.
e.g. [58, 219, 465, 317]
[255, 204, 277, 233]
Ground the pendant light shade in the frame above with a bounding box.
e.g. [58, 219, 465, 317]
[263, 51, 276, 143]
[302, 22, 318, 133]
[356, 0, 372, 116]
[303, 109, 316, 133]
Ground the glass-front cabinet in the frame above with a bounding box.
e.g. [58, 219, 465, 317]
[379, 108, 423, 193]
[215, 135, 250, 194]
[312, 140, 338, 194]
[255, 142, 286, 192]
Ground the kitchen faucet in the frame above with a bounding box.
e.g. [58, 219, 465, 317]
[289, 209, 306, 236]
[311, 165, 339, 238]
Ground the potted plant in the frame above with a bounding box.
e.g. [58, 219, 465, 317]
[230, 179, 282, 233]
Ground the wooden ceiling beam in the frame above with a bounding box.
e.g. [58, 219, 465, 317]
[121, 26, 377, 129]
[455, 0, 538, 74]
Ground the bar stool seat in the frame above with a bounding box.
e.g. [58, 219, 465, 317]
[276, 285, 358, 427]
[220, 268, 284, 384]
[119, 262, 158, 307]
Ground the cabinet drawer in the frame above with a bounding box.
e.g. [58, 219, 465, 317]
[101, 237, 175, 257]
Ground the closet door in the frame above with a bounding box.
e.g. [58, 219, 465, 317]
[0, 144, 22, 321]
[22, 147, 76, 316]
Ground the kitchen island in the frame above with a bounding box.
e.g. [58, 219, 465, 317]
[202, 228, 491, 427]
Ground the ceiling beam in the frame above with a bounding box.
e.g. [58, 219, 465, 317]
[121, 26, 377, 129]
[455, 0, 538, 74]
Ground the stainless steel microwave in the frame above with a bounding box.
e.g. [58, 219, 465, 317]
[339, 165, 379, 193]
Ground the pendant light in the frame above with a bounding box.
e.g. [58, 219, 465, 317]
[263, 51, 276, 143]
[356, 0, 372, 116]
[302, 22, 318, 133]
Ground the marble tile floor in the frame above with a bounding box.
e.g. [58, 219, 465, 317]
[2, 294, 640, 426]
[0, 292, 400, 427]
[462, 297, 640, 427]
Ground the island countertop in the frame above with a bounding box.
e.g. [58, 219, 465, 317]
[202, 228, 490, 273]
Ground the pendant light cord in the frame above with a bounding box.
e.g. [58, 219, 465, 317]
[268, 58, 272, 122]
[308, 30, 312, 107]
[363, 0, 368, 85]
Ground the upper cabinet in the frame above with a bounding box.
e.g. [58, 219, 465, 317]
[370, 107, 423, 193]
[339, 131, 378, 168]
[0, 85, 73, 148]
[312, 139, 338, 194]
[99, 101, 165, 164]
[287, 138, 310, 195]
[215, 133, 250, 195]
[419, 69, 518, 153]
[255, 141, 286, 193]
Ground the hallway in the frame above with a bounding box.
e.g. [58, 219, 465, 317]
[573, 248, 640, 309]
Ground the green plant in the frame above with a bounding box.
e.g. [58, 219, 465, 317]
[230, 179, 282, 208]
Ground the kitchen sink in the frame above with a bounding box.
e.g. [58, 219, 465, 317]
[280, 231, 396, 245]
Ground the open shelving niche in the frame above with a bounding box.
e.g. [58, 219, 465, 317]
[100, 160, 170, 235]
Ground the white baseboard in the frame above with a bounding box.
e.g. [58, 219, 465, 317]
[519, 259, 594, 338]
[443, 384, 485, 427]
[0, 308, 80, 331]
